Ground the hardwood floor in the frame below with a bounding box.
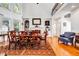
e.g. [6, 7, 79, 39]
[47, 36, 79, 56]
[6, 49, 55, 56]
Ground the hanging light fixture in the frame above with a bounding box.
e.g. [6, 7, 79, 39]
[36, 3, 39, 5]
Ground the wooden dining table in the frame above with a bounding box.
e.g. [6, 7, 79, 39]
[13, 34, 42, 49]
[16, 34, 42, 40]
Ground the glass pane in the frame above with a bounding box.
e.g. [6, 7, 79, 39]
[0, 3, 9, 9]
[13, 3, 22, 14]
[14, 20, 19, 32]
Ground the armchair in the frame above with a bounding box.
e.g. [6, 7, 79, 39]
[58, 32, 75, 45]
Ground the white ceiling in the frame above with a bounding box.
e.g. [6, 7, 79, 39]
[22, 3, 55, 18]
[54, 3, 79, 20]
[62, 3, 79, 12]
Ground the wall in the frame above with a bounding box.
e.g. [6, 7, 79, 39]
[60, 17, 71, 34]
[52, 16, 71, 35]
[22, 3, 53, 37]
[23, 18, 52, 37]
[71, 8, 79, 33]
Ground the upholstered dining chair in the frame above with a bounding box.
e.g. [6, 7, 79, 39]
[18, 31, 28, 49]
[75, 35, 79, 47]
[39, 31, 48, 49]
[42, 30, 48, 44]
[8, 31, 17, 50]
[29, 30, 41, 49]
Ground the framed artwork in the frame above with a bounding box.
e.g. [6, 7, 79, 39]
[63, 22, 66, 27]
[45, 20, 50, 26]
[32, 18, 41, 25]
[25, 20, 29, 28]
[3, 20, 9, 26]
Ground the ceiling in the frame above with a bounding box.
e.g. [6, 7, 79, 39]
[54, 3, 79, 19]
[61, 3, 79, 12]
[22, 3, 55, 18]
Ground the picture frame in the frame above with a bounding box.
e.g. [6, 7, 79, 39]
[63, 22, 66, 27]
[45, 20, 50, 26]
[25, 20, 29, 28]
[32, 18, 41, 25]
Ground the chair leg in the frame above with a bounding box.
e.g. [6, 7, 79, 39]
[58, 39, 60, 43]
[8, 43, 10, 50]
[75, 41, 76, 47]
[71, 42, 73, 46]
[15, 43, 17, 50]
[25, 43, 27, 49]
[65, 42, 68, 45]
[58, 37, 61, 43]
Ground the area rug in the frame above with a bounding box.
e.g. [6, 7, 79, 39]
[0, 43, 56, 56]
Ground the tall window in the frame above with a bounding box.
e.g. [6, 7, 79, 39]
[0, 3, 9, 10]
[2, 18, 9, 34]
[14, 20, 19, 32]
[13, 3, 22, 14]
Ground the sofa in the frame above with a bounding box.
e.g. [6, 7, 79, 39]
[58, 32, 75, 45]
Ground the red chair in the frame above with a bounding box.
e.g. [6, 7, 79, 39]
[42, 30, 48, 44]
[8, 31, 17, 50]
[30, 30, 41, 49]
[18, 31, 28, 49]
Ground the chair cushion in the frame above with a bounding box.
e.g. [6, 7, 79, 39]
[60, 37, 70, 42]
[63, 32, 75, 38]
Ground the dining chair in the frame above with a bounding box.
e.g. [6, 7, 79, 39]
[18, 31, 28, 49]
[8, 31, 17, 50]
[75, 35, 79, 47]
[30, 30, 41, 49]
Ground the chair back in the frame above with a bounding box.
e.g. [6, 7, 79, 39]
[64, 32, 75, 38]
[42, 30, 48, 40]
[8, 31, 16, 41]
[18, 31, 28, 40]
[31, 30, 41, 36]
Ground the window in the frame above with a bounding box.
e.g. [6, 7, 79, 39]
[0, 3, 9, 9]
[13, 3, 22, 14]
